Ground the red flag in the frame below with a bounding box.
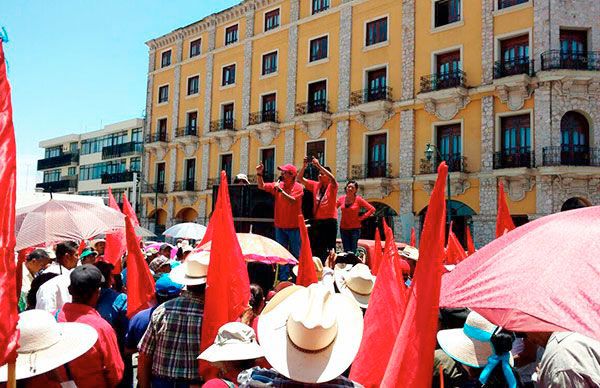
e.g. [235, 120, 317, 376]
[124, 216, 155, 318]
[350, 228, 407, 387]
[371, 228, 383, 275]
[0, 39, 19, 366]
[296, 214, 318, 286]
[410, 226, 416, 247]
[445, 222, 467, 265]
[104, 187, 126, 272]
[382, 219, 399, 262]
[382, 162, 448, 387]
[200, 171, 250, 379]
[496, 181, 515, 238]
[77, 239, 87, 255]
[466, 225, 475, 256]
[122, 193, 139, 227]
[15, 248, 33, 300]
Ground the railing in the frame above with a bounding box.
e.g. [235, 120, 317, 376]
[295, 99, 330, 115]
[497, 0, 529, 10]
[419, 70, 466, 93]
[145, 132, 168, 143]
[36, 177, 78, 193]
[248, 111, 279, 125]
[173, 180, 199, 192]
[141, 183, 167, 194]
[542, 146, 600, 167]
[540, 50, 600, 71]
[209, 118, 236, 132]
[493, 58, 534, 78]
[350, 162, 393, 179]
[101, 142, 143, 160]
[37, 152, 79, 170]
[493, 149, 535, 169]
[175, 126, 198, 137]
[420, 155, 467, 174]
[101, 171, 136, 184]
[206, 177, 220, 188]
[350, 86, 393, 106]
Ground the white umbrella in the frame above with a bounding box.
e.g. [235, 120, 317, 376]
[163, 222, 207, 240]
[135, 225, 156, 238]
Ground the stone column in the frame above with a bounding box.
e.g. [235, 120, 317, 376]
[398, 109, 415, 242]
[337, 6, 352, 111]
[203, 22, 216, 135]
[533, 0, 550, 72]
[200, 142, 210, 190]
[242, 8, 255, 128]
[171, 35, 184, 138]
[239, 135, 250, 175]
[481, 0, 494, 84]
[535, 175, 554, 216]
[534, 82, 552, 167]
[143, 49, 156, 186]
[473, 176, 497, 247]
[401, 0, 415, 100]
[285, 0, 300, 121]
[335, 120, 350, 181]
[169, 145, 177, 192]
[167, 198, 175, 227]
[197, 197, 207, 225]
[480, 96, 494, 171]
[284, 128, 295, 165]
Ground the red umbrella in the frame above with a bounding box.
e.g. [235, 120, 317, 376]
[440, 206, 600, 341]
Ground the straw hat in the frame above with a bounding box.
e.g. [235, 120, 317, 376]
[0, 310, 98, 382]
[292, 256, 324, 280]
[198, 322, 263, 362]
[258, 283, 363, 383]
[169, 250, 209, 285]
[334, 263, 376, 308]
[437, 311, 510, 368]
[400, 245, 419, 261]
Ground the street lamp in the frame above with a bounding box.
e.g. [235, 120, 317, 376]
[425, 143, 452, 230]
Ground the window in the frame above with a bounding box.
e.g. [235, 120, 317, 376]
[305, 141, 325, 180]
[158, 85, 169, 103]
[262, 51, 278, 75]
[367, 134, 387, 178]
[501, 35, 529, 62]
[366, 68, 388, 102]
[261, 93, 277, 122]
[261, 148, 276, 182]
[69, 142, 78, 153]
[130, 157, 141, 172]
[157, 118, 168, 140]
[434, 0, 461, 28]
[80, 131, 127, 155]
[225, 25, 239, 45]
[366, 17, 388, 46]
[309, 36, 328, 62]
[312, 0, 329, 14]
[161, 50, 172, 68]
[560, 111, 590, 165]
[264, 9, 280, 31]
[186, 112, 198, 134]
[190, 38, 202, 57]
[45, 146, 62, 158]
[156, 163, 166, 192]
[435, 50, 462, 88]
[308, 80, 327, 113]
[560, 29, 587, 54]
[67, 167, 76, 176]
[185, 159, 196, 188]
[131, 128, 142, 143]
[497, 0, 528, 10]
[220, 154, 233, 183]
[222, 103, 234, 129]
[187, 76, 199, 95]
[499, 114, 531, 168]
[79, 160, 126, 181]
[43, 169, 61, 182]
[222, 64, 236, 86]
[436, 124, 462, 171]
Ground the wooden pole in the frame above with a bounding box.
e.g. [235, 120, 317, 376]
[7, 361, 16, 388]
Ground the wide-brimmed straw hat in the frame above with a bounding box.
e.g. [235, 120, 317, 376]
[334, 263, 375, 308]
[292, 256, 324, 280]
[0, 310, 98, 382]
[258, 283, 363, 383]
[400, 245, 419, 261]
[437, 311, 511, 368]
[169, 250, 209, 285]
[198, 322, 263, 362]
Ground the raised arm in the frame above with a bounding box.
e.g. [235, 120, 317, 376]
[256, 162, 265, 190]
[312, 157, 337, 186]
[296, 156, 309, 185]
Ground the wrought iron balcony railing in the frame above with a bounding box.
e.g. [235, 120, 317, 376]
[420, 155, 467, 174]
[493, 149, 535, 169]
[101, 142, 142, 160]
[36, 177, 78, 193]
[209, 118, 236, 132]
[349, 86, 393, 106]
[542, 146, 600, 167]
[100, 171, 136, 184]
[540, 50, 600, 71]
[295, 99, 330, 115]
[248, 111, 279, 125]
[141, 183, 167, 194]
[419, 70, 467, 93]
[350, 162, 393, 179]
[145, 132, 168, 143]
[37, 152, 79, 170]
[497, 0, 529, 10]
[493, 58, 535, 78]
[173, 180, 199, 192]
[175, 126, 198, 137]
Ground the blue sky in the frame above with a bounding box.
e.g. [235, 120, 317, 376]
[2, 0, 239, 192]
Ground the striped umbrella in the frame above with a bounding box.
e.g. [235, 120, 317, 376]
[198, 233, 298, 265]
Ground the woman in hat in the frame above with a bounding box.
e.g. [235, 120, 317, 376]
[336, 180, 375, 254]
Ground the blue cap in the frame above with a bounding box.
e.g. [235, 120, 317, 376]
[155, 274, 183, 296]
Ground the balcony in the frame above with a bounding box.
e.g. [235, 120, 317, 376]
[36, 177, 78, 193]
[173, 180, 199, 192]
[494, 58, 534, 78]
[248, 111, 280, 146]
[497, 0, 529, 10]
[37, 152, 79, 171]
[349, 87, 395, 131]
[418, 71, 469, 121]
[540, 50, 600, 71]
[100, 171, 136, 184]
[249, 111, 279, 125]
[294, 100, 332, 139]
[145, 132, 168, 143]
[350, 86, 393, 106]
[420, 155, 467, 174]
[175, 126, 198, 138]
[419, 70, 466, 94]
[493, 149, 535, 169]
[351, 162, 393, 179]
[101, 142, 142, 160]
[209, 118, 236, 132]
[349, 162, 394, 199]
[542, 146, 600, 167]
[141, 183, 167, 194]
[295, 100, 330, 115]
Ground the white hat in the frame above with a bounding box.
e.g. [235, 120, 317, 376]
[235, 173, 250, 184]
[169, 250, 209, 285]
[0, 310, 98, 382]
[400, 245, 419, 261]
[334, 263, 376, 308]
[258, 283, 363, 383]
[198, 322, 263, 362]
[292, 256, 324, 280]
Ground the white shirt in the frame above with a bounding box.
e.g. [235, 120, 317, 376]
[35, 264, 73, 312]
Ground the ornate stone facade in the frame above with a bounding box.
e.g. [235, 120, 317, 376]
[480, 96, 494, 171]
[400, 0, 415, 100]
[203, 53, 214, 135]
[480, 0, 494, 84]
[337, 6, 352, 111]
[239, 134, 250, 174]
[399, 109, 415, 178]
[335, 120, 350, 181]
[284, 127, 294, 164]
[285, 0, 299, 121]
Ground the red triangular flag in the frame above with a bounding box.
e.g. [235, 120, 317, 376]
[410, 226, 416, 247]
[124, 216, 155, 318]
[445, 222, 467, 265]
[122, 193, 139, 227]
[104, 187, 126, 273]
[296, 214, 318, 286]
[350, 229, 407, 387]
[382, 219, 399, 262]
[382, 162, 448, 387]
[77, 239, 87, 256]
[466, 225, 475, 256]
[0, 39, 19, 366]
[371, 228, 383, 275]
[200, 171, 250, 379]
[496, 181, 516, 238]
[15, 248, 34, 300]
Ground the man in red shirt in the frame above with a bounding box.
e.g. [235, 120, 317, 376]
[257, 162, 304, 281]
[57, 264, 125, 388]
[297, 156, 339, 264]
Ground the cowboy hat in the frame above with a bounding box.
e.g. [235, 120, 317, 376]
[400, 245, 419, 261]
[169, 250, 209, 285]
[292, 256, 324, 280]
[198, 322, 263, 362]
[0, 310, 98, 382]
[258, 283, 363, 383]
[334, 263, 376, 308]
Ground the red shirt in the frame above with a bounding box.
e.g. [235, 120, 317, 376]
[58, 303, 125, 388]
[263, 182, 304, 228]
[304, 179, 338, 220]
[337, 195, 376, 230]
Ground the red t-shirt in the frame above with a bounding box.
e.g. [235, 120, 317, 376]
[263, 182, 304, 229]
[305, 179, 338, 220]
[58, 303, 125, 388]
[337, 195, 376, 229]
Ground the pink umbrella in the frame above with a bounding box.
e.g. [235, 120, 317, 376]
[198, 233, 298, 265]
[440, 206, 600, 340]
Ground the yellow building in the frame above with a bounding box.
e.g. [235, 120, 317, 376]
[141, 0, 600, 245]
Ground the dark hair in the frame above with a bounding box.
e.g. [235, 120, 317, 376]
[345, 180, 359, 190]
[94, 261, 114, 288]
[55, 241, 78, 259]
[478, 330, 522, 388]
[27, 249, 50, 262]
[335, 252, 361, 266]
[26, 272, 59, 310]
[249, 284, 265, 314]
[324, 166, 332, 173]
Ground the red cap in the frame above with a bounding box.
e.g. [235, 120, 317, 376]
[277, 164, 298, 175]
[398, 258, 411, 273]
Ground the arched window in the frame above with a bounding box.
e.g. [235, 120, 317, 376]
[560, 112, 590, 165]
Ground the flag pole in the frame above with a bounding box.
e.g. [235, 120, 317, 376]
[8, 361, 16, 388]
